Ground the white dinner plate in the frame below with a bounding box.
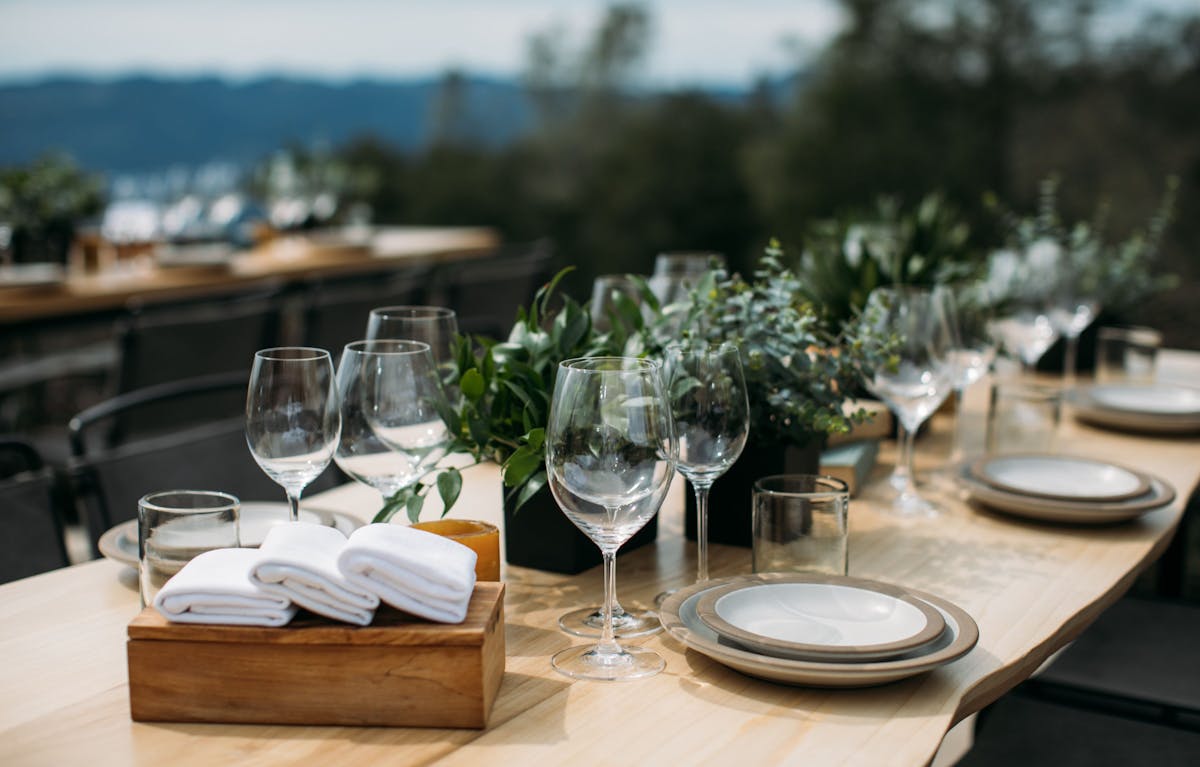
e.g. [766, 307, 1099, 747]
[695, 577, 947, 662]
[97, 502, 363, 567]
[1071, 386, 1200, 434]
[971, 454, 1150, 503]
[659, 574, 979, 688]
[1089, 384, 1200, 415]
[959, 469, 1176, 525]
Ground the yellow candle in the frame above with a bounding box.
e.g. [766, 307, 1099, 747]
[410, 519, 501, 581]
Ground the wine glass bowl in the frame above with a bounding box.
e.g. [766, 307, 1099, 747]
[334, 340, 449, 500]
[245, 347, 341, 522]
[545, 356, 676, 681]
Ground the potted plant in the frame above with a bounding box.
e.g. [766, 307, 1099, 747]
[628, 241, 893, 546]
[373, 270, 658, 574]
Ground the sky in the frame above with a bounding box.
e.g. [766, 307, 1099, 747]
[0, 0, 844, 87]
[0, 0, 1192, 88]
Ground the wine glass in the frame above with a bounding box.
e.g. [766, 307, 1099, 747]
[246, 347, 341, 522]
[589, 274, 641, 333]
[862, 287, 956, 517]
[987, 247, 1060, 375]
[660, 341, 749, 590]
[366, 306, 459, 385]
[334, 340, 451, 503]
[937, 281, 997, 469]
[546, 357, 676, 681]
[355, 341, 452, 491]
[1048, 254, 1100, 390]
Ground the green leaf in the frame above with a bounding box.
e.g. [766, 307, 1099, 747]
[509, 470, 548, 512]
[503, 444, 543, 488]
[405, 494, 425, 524]
[460, 368, 485, 402]
[436, 468, 463, 517]
[525, 427, 545, 451]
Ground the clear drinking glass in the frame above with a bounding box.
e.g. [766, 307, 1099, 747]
[752, 475, 849, 576]
[355, 341, 452, 490]
[1048, 252, 1101, 389]
[545, 357, 676, 681]
[648, 251, 724, 306]
[938, 281, 997, 468]
[589, 274, 642, 333]
[246, 347, 341, 522]
[1095, 326, 1162, 385]
[986, 382, 1062, 455]
[138, 490, 240, 607]
[863, 287, 955, 516]
[335, 340, 451, 503]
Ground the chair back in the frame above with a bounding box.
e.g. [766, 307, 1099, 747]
[302, 268, 429, 359]
[69, 372, 340, 555]
[0, 439, 68, 583]
[440, 240, 554, 339]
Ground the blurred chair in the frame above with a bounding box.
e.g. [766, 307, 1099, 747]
[302, 267, 429, 357]
[439, 240, 554, 339]
[110, 288, 283, 443]
[0, 438, 69, 583]
[69, 372, 340, 556]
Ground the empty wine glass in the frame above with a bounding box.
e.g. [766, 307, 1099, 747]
[1048, 254, 1100, 389]
[661, 341, 749, 589]
[335, 340, 450, 502]
[648, 251, 724, 306]
[938, 281, 997, 468]
[589, 274, 642, 333]
[356, 341, 452, 490]
[987, 246, 1060, 375]
[862, 287, 955, 517]
[246, 347, 341, 522]
[546, 357, 676, 681]
[366, 306, 459, 381]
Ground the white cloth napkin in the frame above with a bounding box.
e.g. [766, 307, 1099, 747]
[337, 523, 477, 624]
[154, 547, 297, 627]
[250, 522, 379, 626]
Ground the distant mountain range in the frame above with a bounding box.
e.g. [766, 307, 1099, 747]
[0, 74, 772, 175]
[0, 74, 534, 174]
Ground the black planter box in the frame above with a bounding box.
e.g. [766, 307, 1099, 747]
[684, 440, 822, 548]
[503, 485, 659, 575]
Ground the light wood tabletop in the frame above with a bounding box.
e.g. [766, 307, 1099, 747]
[1, 359, 1198, 767]
[0, 226, 498, 324]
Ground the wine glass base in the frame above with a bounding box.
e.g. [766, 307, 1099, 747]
[551, 644, 665, 681]
[558, 607, 663, 639]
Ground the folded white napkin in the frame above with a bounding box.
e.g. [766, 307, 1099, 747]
[250, 522, 379, 626]
[154, 547, 297, 627]
[337, 523, 477, 624]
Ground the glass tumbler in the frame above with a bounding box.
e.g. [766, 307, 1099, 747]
[138, 490, 241, 607]
[1095, 326, 1162, 385]
[752, 475, 850, 576]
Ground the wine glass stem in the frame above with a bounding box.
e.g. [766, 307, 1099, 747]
[948, 387, 965, 466]
[286, 490, 302, 523]
[693, 481, 712, 583]
[1063, 334, 1079, 390]
[598, 548, 621, 657]
[894, 422, 919, 496]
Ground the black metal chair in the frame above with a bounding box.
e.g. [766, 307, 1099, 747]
[0, 438, 69, 583]
[69, 372, 340, 556]
[110, 289, 284, 443]
[302, 267, 430, 358]
[439, 240, 555, 340]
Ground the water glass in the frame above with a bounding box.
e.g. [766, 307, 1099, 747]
[589, 275, 642, 332]
[1095, 326, 1161, 385]
[752, 475, 849, 576]
[138, 490, 240, 607]
[986, 382, 1061, 455]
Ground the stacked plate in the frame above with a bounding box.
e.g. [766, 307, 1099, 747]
[98, 502, 363, 567]
[1072, 383, 1200, 434]
[960, 453, 1176, 524]
[659, 573, 978, 687]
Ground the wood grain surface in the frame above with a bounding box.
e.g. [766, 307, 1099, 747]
[1, 359, 1198, 766]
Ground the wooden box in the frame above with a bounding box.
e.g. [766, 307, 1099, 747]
[128, 582, 505, 728]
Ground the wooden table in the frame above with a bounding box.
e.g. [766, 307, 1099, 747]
[2, 360, 1198, 766]
[0, 226, 498, 325]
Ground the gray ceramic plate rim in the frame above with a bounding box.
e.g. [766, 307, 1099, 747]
[659, 573, 979, 688]
[97, 503, 364, 567]
[969, 453, 1151, 503]
[1070, 388, 1200, 433]
[959, 469, 1176, 524]
[694, 575, 947, 662]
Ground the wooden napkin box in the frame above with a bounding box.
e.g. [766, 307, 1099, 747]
[127, 582, 505, 728]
